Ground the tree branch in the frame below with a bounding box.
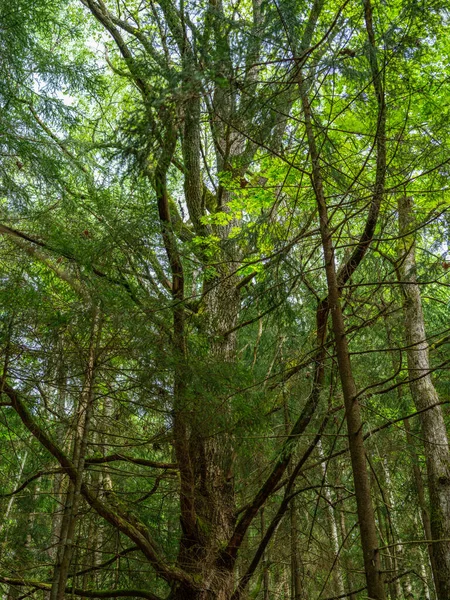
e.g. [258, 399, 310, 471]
[85, 454, 177, 469]
[0, 381, 193, 587]
[0, 577, 162, 600]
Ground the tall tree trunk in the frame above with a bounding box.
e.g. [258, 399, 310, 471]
[298, 68, 385, 599]
[384, 315, 438, 598]
[172, 278, 239, 600]
[398, 195, 450, 597]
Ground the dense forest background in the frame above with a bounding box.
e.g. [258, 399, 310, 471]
[0, 0, 449, 599]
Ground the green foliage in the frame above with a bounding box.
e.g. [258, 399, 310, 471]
[0, 0, 448, 598]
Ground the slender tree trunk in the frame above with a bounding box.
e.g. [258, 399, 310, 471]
[290, 498, 304, 600]
[371, 474, 392, 599]
[384, 315, 438, 598]
[338, 508, 356, 600]
[50, 309, 101, 600]
[398, 195, 450, 597]
[283, 396, 304, 600]
[419, 551, 432, 600]
[261, 509, 270, 600]
[317, 440, 345, 598]
[371, 460, 398, 600]
[298, 68, 385, 599]
[48, 342, 69, 572]
[404, 419, 437, 597]
[0, 450, 27, 536]
[294, 0, 386, 594]
[381, 459, 412, 599]
[1, 451, 28, 600]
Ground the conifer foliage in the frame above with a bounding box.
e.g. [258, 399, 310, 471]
[0, 0, 449, 599]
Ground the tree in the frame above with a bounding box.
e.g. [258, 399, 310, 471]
[0, 0, 449, 599]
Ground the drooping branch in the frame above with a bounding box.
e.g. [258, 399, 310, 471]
[0, 229, 88, 298]
[0, 467, 63, 498]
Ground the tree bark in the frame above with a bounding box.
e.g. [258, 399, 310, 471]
[419, 551, 432, 600]
[398, 195, 450, 598]
[384, 314, 438, 598]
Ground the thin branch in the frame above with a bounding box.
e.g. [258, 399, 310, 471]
[85, 454, 177, 469]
